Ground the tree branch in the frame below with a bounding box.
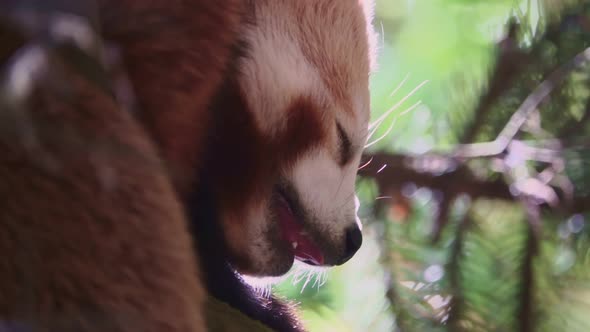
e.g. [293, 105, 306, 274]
[359, 152, 590, 215]
[460, 22, 530, 144]
[358, 152, 513, 201]
[457, 46, 590, 158]
[445, 213, 472, 330]
[518, 198, 541, 332]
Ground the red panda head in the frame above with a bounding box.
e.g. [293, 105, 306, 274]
[210, 0, 376, 277]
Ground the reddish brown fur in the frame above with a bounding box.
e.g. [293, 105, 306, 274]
[0, 60, 205, 331]
[1, 0, 243, 330]
[206, 78, 327, 273]
[210, 0, 375, 274]
[1, 0, 373, 329]
[293, 0, 372, 117]
[99, 0, 244, 195]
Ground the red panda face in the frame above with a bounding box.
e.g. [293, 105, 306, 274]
[214, 0, 376, 277]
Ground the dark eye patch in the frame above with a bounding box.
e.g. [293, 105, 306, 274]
[336, 121, 353, 166]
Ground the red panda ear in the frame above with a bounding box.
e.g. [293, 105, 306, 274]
[359, 0, 378, 73]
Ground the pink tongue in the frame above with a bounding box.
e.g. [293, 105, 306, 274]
[277, 200, 325, 265]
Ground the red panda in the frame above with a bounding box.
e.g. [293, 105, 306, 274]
[0, 0, 375, 331]
[190, 0, 377, 330]
[205, 0, 376, 275]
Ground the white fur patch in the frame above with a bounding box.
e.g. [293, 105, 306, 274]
[239, 23, 329, 136]
[289, 148, 363, 237]
[235, 0, 375, 271]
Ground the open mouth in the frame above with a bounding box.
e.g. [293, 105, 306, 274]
[274, 186, 325, 266]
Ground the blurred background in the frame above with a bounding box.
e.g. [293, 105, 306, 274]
[274, 1, 590, 331]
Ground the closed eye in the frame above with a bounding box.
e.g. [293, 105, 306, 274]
[336, 121, 353, 166]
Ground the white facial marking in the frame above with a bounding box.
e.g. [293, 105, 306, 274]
[289, 148, 362, 236]
[239, 23, 328, 136]
[233, 0, 376, 273]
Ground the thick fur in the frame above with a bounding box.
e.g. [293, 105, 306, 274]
[0, 0, 242, 331]
[192, 1, 376, 330]
[189, 172, 304, 332]
[207, 0, 376, 277]
[0, 52, 206, 331]
[0, 0, 375, 331]
[98, 0, 245, 196]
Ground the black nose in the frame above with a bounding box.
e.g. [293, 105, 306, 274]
[338, 226, 362, 265]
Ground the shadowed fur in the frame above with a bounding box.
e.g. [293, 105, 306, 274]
[0, 52, 206, 331]
[0, 0, 242, 331]
[211, 0, 376, 277]
[0, 0, 375, 331]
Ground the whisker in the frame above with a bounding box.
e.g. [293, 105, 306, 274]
[375, 196, 393, 200]
[365, 100, 422, 148]
[358, 156, 373, 170]
[389, 73, 411, 98]
[365, 79, 428, 146]
[301, 271, 313, 293]
[312, 270, 328, 291]
[368, 78, 427, 131]
[288, 262, 329, 294]
[292, 269, 307, 285]
[319, 270, 328, 288]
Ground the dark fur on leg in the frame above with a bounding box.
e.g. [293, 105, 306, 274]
[186, 179, 305, 332]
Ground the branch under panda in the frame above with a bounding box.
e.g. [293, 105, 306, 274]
[358, 151, 590, 215]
